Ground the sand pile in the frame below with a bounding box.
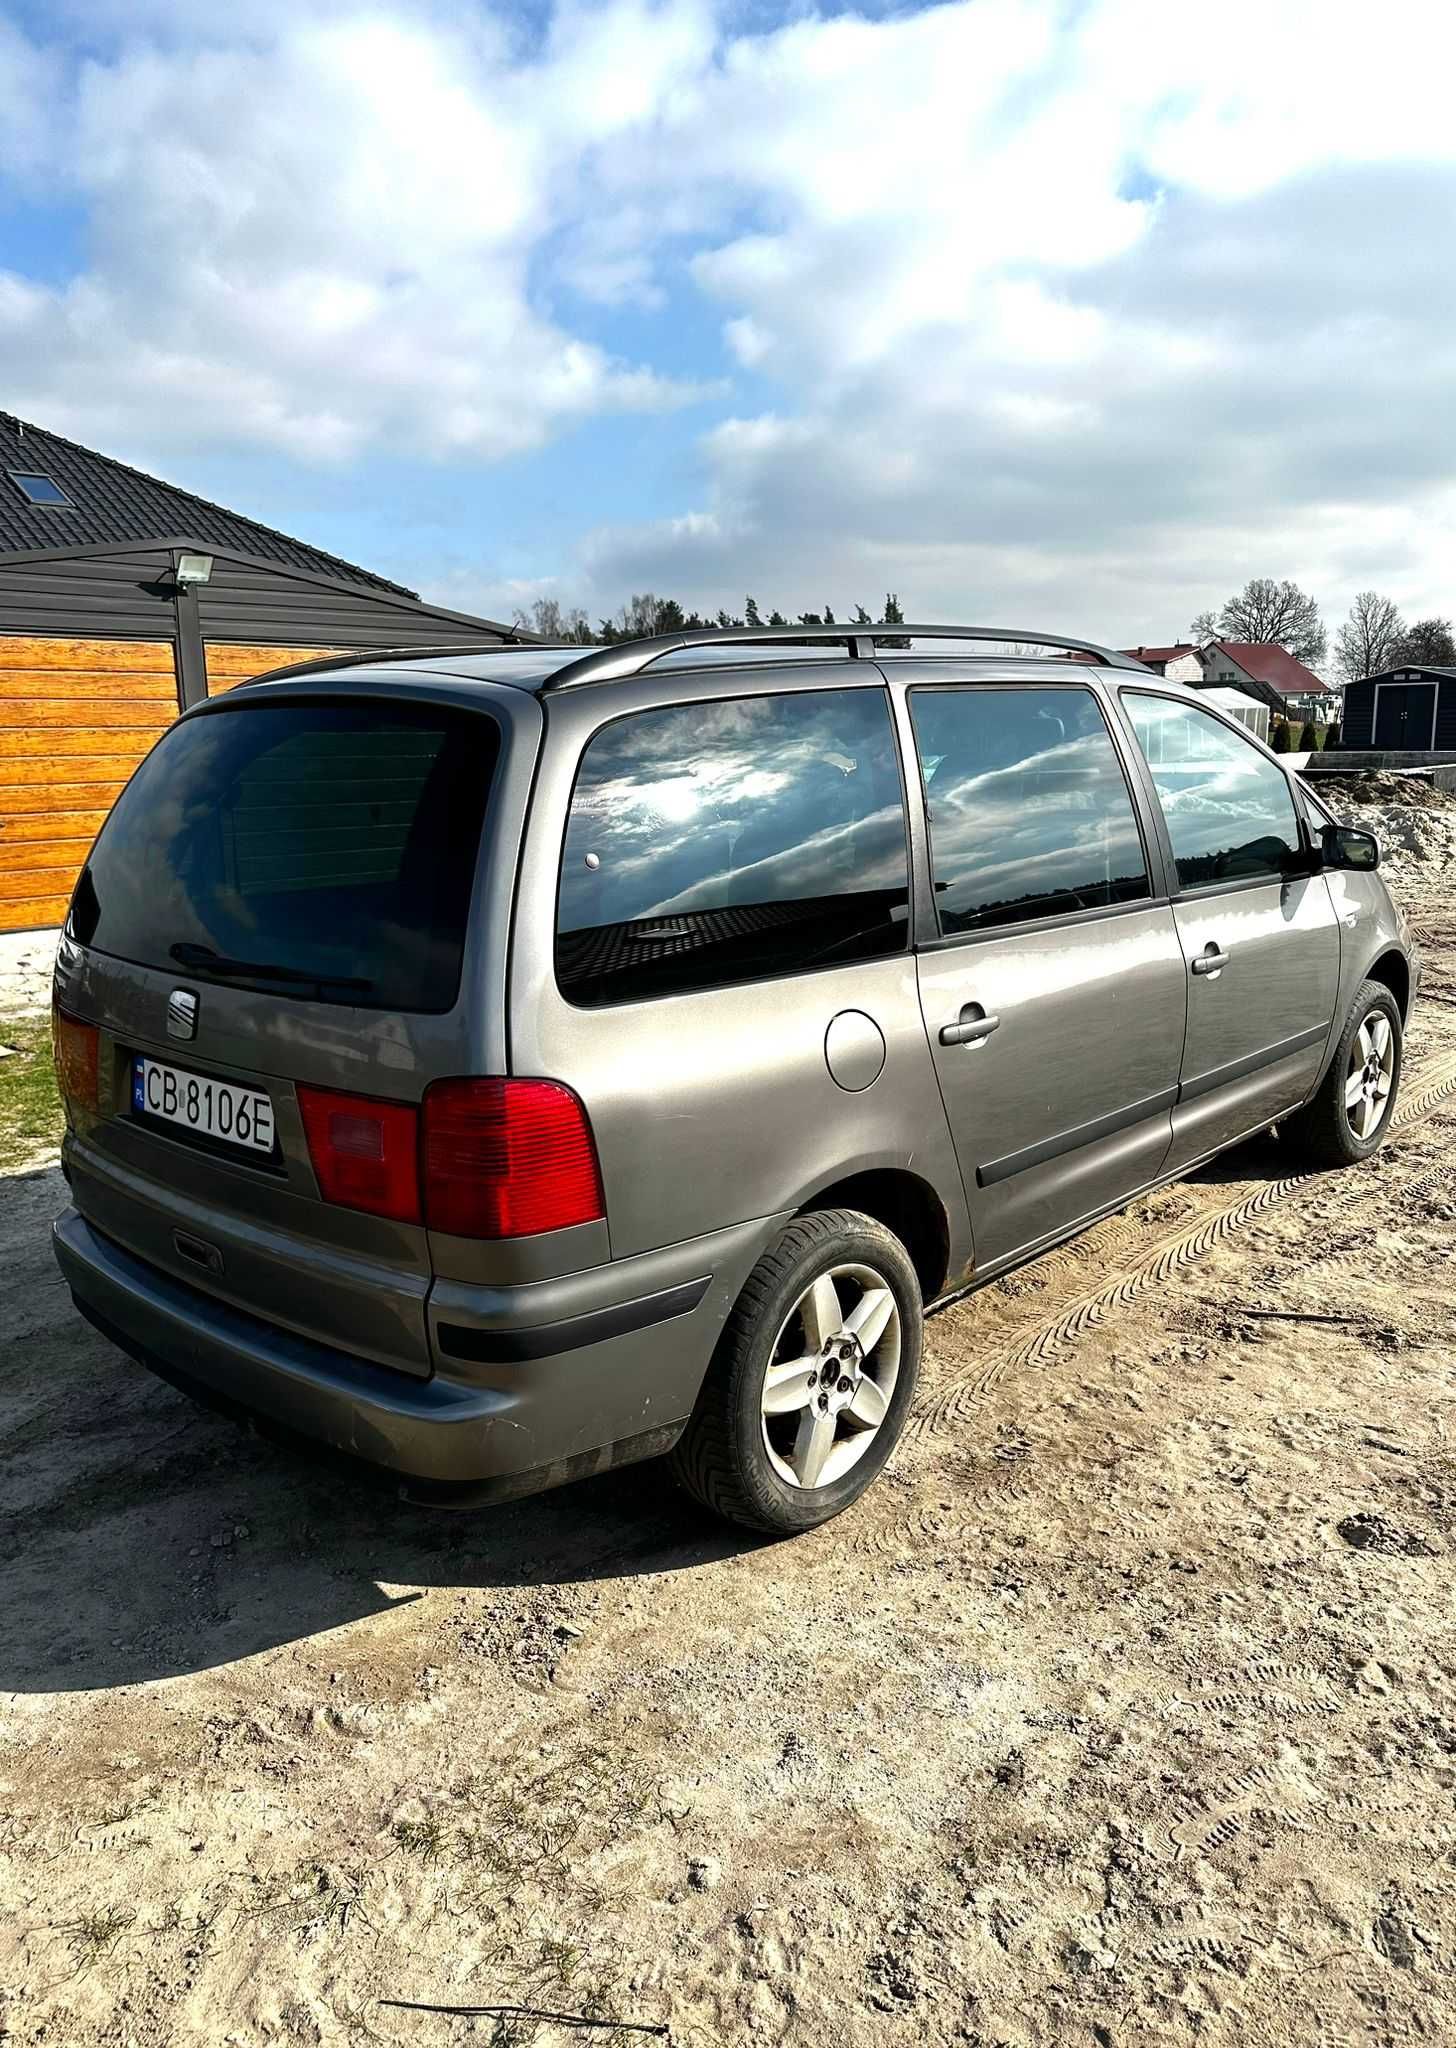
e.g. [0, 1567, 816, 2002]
[1315, 773, 1456, 897]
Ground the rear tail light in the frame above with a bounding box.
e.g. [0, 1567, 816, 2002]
[297, 1084, 421, 1225]
[53, 1008, 99, 1112]
[422, 1077, 605, 1240]
[296, 1076, 605, 1239]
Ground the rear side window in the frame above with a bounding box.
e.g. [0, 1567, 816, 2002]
[556, 688, 909, 1005]
[1123, 692, 1300, 889]
[72, 700, 497, 1011]
[909, 685, 1149, 935]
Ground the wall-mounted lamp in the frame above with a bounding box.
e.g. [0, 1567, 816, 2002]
[173, 551, 214, 589]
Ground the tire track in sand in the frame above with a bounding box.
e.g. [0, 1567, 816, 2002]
[910, 1044, 1456, 1447]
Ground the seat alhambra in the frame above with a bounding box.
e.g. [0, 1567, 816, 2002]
[51, 625, 1416, 1533]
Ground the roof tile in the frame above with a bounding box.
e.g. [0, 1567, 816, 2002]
[0, 412, 414, 594]
[1208, 641, 1333, 696]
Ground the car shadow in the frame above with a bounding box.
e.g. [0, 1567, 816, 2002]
[1184, 1124, 1299, 1188]
[0, 1165, 768, 1694]
[0, 1121, 1310, 1696]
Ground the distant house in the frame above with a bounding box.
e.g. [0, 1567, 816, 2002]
[1341, 665, 1456, 751]
[1121, 638, 1337, 723]
[1194, 642, 1337, 724]
[1119, 643, 1202, 683]
[0, 411, 520, 936]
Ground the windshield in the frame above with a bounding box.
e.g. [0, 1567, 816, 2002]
[70, 698, 498, 1012]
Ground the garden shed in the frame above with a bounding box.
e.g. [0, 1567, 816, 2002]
[1341, 665, 1456, 752]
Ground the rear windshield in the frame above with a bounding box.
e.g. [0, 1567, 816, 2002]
[71, 699, 497, 1012]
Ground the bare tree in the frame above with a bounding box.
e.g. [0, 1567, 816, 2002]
[1189, 609, 1221, 645]
[511, 597, 595, 643]
[616, 593, 670, 637]
[1189, 579, 1327, 668]
[1332, 591, 1406, 686]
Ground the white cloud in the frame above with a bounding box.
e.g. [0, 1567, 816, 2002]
[567, 0, 1456, 634]
[0, 4, 709, 463]
[4, 0, 1456, 637]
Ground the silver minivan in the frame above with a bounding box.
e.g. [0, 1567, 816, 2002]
[51, 625, 1417, 1533]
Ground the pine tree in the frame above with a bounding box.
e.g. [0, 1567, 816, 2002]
[882, 593, 905, 625]
[745, 596, 762, 627]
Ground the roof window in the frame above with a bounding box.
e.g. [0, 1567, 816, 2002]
[8, 471, 74, 507]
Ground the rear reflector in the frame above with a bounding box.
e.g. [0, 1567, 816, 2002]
[296, 1083, 421, 1225]
[53, 1008, 99, 1112]
[423, 1077, 605, 1240]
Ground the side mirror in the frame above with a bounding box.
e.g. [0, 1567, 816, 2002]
[1321, 822, 1380, 871]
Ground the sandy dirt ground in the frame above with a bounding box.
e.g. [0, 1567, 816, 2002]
[2, 790, 1454, 2048]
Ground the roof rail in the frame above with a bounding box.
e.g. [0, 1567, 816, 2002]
[540, 623, 1141, 690]
[236, 634, 558, 688]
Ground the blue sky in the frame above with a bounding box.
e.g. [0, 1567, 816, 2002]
[0, 0, 1453, 647]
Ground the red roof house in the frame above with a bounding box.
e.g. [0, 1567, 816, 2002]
[1118, 643, 1198, 673]
[1199, 642, 1336, 715]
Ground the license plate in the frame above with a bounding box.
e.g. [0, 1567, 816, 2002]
[132, 1057, 276, 1155]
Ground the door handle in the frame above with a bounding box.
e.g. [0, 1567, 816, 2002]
[1191, 945, 1230, 976]
[940, 1003, 1000, 1046]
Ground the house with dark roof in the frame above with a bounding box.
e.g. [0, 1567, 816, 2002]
[0, 411, 518, 934]
[1341, 665, 1456, 752]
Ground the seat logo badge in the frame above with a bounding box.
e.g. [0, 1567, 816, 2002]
[167, 989, 199, 1040]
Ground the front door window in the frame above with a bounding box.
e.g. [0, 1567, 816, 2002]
[1122, 693, 1301, 889]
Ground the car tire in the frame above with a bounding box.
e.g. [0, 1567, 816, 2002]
[1284, 978, 1403, 1168]
[670, 1207, 922, 1535]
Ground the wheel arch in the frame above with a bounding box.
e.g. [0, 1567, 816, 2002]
[794, 1166, 952, 1303]
[1365, 947, 1411, 1021]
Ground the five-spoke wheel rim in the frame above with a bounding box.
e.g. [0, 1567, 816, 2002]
[759, 1262, 901, 1491]
[1346, 1009, 1395, 1140]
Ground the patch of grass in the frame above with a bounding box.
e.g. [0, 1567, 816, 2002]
[534, 1932, 584, 1984]
[59, 1903, 136, 1971]
[442, 1751, 665, 1932]
[0, 1011, 63, 1166]
[138, 1897, 221, 1961]
[392, 1814, 450, 1863]
[92, 1791, 156, 1829]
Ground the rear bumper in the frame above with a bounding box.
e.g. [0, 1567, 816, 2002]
[53, 1205, 776, 1500]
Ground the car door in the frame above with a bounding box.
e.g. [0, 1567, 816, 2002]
[908, 680, 1188, 1274]
[1119, 690, 1341, 1167]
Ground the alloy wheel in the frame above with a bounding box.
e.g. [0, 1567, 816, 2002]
[759, 1262, 902, 1490]
[1345, 1010, 1395, 1141]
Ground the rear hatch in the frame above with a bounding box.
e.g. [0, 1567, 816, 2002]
[56, 688, 502, 1378]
